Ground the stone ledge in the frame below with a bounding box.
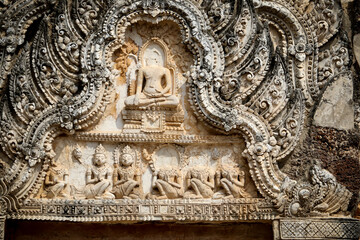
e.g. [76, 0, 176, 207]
[275, 218, 360, 240]
[75, 132, 243, 144]
[8, 198, 276, 222]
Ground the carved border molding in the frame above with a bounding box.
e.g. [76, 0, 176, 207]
[10, 198, 276, 222]
[278, 218, 360, 239]
[75, 133, 243, 144]
[0, 216, 4, 240]
[0, 0, 356, 233]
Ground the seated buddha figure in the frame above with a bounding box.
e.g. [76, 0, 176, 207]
[124, 47, 179, 109]
[84, 144, 115, 199]
[112, 145, 141, 199]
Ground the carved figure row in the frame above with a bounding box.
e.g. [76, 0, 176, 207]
[42, 145, 251, 200]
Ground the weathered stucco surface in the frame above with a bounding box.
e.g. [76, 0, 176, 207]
[314, 75, 354, 130]
[0, 0, 360, 239]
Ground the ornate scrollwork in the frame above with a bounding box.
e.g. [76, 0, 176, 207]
[0, 0, 354, 223]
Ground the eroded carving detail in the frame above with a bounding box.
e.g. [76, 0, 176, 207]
[112, 145, 142, 199]
[125, 39, 179, 109]
[214, 165, 250, 199]
[279, 218, 360, 239]
[84, 144, 114, 199]
[184, 167, 215, 199]
[0, 216, 4, 240]
[0, 1, 358, 237]
[148, 167, 183, 200]
[42, 161, 69, 199]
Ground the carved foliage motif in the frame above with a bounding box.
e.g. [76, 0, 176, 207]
[0, 0, 355, 224]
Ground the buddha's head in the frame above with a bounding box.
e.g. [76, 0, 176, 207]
[143, 45, 164, 67]
[145, 55, 160, 66]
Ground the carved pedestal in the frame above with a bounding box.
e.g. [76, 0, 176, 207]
[122, 108, 184, 133]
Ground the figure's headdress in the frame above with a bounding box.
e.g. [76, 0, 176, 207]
[95, 144, 106, 155]
[117, 145, 136, 165]
[121, 145, 134, 157]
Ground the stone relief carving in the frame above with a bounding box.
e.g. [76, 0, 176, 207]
[124, 39, 179, 109]
[41, 143, 254, 201]
[112, 145, 142, 199]
[120, 35, 185, 134]
[84, 144, 114, 199]
[214, 165, 251, 199]
[148, 167, 183, 200]
[0, 216, 4, 240]
[0, 0, 359, 238]
[41, 161, 69, 199]
[278, 218, 360, 239]
[183, 167, 215, 199]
